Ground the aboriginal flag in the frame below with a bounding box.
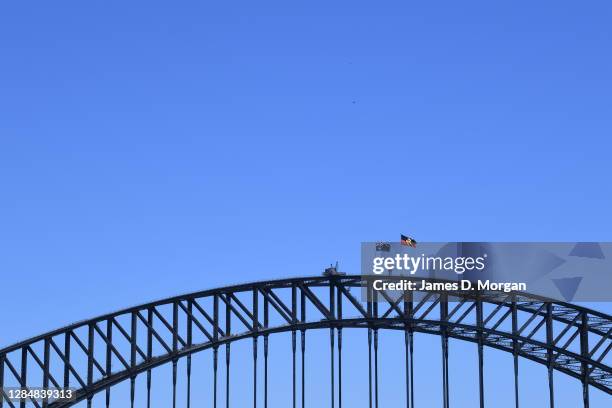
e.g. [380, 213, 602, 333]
[401, 235, 417, 248]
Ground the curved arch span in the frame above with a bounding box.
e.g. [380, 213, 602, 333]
[0, 275, 610, 407]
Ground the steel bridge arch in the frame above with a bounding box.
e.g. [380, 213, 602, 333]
[1, 275, 611, 408]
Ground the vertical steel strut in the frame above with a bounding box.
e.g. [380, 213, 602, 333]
[63, 329, 71, 401]
[404, 330, 410, 408]
[373, 289, 379, 408]
[172, 361, 177, 407]
[87, 324, 94, 408]
[477, 298, 485, 408]
[292, 331, 297, 408]
[580, 312, 590, 408]
[172, 303, 178, 408]
[301, 288, 306, 408]
[253, 337, 257, 408]
[264, 336, 269, 408]
[147, 309, 153, 408]
[301, 330, 306, 408]
[214, 295, 219, 408]
[253, 288, 258, 408]
[338, 328, 343, 408]
[187, 300, 193, 408]
[368, 329, 373, 408]
[213, 347, 219, 408]
[292, 285, 297, 408]
[441, 297, 449, 408]
[291, 285, 298, 408]
[404, 295, 413, 408]
[226, 295, 231, 408]
[130, 313, 137, 408]
[546, 303, 554, 408]
[264, 294, 269, 408]
[374, 329, 379, 408]
[513, 355, 519, 408]
[42, 338, 50, 408]
[337, 284, 343, 408]
[409, 330, 415, 408]
[225, 339, 231, 408]
[291, 285, 303, 408]
[187, 353, 192, 408]
[330, 328, 335, 408]
[105, 320, 112, 408]
[330, 279, 335, 408]
[511, 297, 519, 408]
[367, 286, 373, 408]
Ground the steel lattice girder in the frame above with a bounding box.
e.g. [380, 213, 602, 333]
[0, 275, 611, 407]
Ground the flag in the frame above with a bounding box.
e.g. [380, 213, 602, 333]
[376, 242, 391, 252]
[401, 235, 417, 248]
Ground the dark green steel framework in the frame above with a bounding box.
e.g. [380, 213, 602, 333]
[0, 275, 611, 408]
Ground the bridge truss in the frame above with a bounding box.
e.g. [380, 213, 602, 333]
[1, 275, 611, 408]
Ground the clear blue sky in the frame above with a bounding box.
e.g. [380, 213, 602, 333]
[1, 1, 611, 406]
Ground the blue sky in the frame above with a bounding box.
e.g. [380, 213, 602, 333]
[1, 1, 611, 406]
